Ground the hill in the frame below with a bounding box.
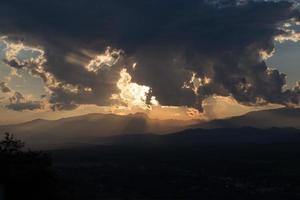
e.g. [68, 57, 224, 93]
[0, 113, 197, 148]
[195, 108, 300, 129]
[2, 107, 300, 149]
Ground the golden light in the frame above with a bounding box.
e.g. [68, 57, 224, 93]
[112, 68, 159, 109]
[182, 72, 211, 95]
[85, 47, 122, 73]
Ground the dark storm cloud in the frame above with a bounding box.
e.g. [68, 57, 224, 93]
[0, 82, 11, 93]
[0, 0, 300, 110]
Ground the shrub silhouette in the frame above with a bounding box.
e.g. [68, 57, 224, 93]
[0, 133, 61, 200]
[0, 133, 25, 154]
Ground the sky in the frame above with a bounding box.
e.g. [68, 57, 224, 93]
[0, 0, 299, 124]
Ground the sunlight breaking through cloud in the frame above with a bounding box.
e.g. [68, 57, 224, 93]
[85, 47, 123, 73]
[112, 68, 159, 109]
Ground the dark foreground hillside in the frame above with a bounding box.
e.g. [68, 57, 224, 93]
[50, 143, 300, 199]
[2, 128, 300, 199]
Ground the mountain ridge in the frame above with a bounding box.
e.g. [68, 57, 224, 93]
[194, 107, 300, 129]
[98, 127, 300, 146]
[0, 112, 198, 148]
[1, 108, 300, 149]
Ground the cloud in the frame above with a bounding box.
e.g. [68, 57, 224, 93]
[0, 0, 300, 112]
[0, 82, 11, 93]
[275, 27, 300, 42]
[6, 91, 44, 111]
[1, 39, 94, 110]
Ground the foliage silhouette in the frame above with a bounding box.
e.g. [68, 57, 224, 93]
[0, 133, 25, 154]
[0, 133, 63, 200]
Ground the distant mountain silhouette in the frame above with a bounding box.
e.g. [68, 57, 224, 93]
[97, 127, 300, 145]
[195, 108, 300, 129]
[1, 108, 300, 149]
[0, 113, 197, 148]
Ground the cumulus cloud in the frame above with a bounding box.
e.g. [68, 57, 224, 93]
[111, 68, 158, 109]
[0, 77, 44, 111]
[0, 82, 11, 93]
[1, 39, 94, 111]
[0, 0, 299, 112]
[275, 27, 300, 42]
[5, 92, 44, 111]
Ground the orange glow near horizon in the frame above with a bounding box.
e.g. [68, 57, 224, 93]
[0, 95, 281, 125]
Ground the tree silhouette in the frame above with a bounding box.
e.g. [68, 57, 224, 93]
[0, 132, 24, 154]
[0, 132, 62, 200]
